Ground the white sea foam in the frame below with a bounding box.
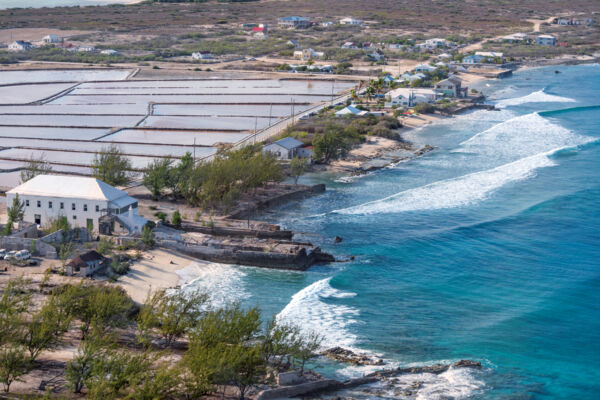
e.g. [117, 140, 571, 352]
[333, 151, 557, 215]
[343, 366, 485, 399]
[459, 112, 588, 159]
[177, 262, 249, 308]
[276, 277, 359, 349]
[333, 112, 595, 215]
[495, 89, 575, 108]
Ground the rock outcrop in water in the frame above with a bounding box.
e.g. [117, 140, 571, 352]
[322, 347, 385, 366]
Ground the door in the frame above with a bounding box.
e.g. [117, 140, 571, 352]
[34, 214, 41, 225]
[86, 219, 94, 232]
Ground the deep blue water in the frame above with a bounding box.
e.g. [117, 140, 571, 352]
[189, 64, 600, 399]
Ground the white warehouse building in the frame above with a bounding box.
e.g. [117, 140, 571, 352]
[6, 175, 147, 234]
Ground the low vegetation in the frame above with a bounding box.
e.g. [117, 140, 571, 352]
[0, 278, 322, 398]
[143, 145, 281, 208]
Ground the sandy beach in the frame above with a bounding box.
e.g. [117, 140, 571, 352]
[117, 248, 211, 303]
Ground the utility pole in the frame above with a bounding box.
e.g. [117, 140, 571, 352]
[331, 79, 335, 105]
[291, 98, 295, 125]
[268, 103, 273, 126]
[253, 116, 258, 144]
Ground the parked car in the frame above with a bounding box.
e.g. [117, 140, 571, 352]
[15, 250, 31, 260]
[4, 251, 17, 260]
[0, 249, 6, 258]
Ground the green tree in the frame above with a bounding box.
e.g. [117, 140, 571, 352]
[20, 154, 53, 183]
[0, 278, 31, 342]
[313, 124, 352, 163]
[292, 331, 322, 374]
[6, 194, 24, 224]
[143, 158, 173, 200]
[141, 225, 155, 249]
[21, 295, 71, 362]
[289, 157, 308, 184]
[97, 237, 114, 256]
[65, 329, 109, 394]
[171, 210, 182, 227]
[0, 343, 30, 393]
[92, 145, 133, 186]
[138, 289, 207, 347]
[56, 283, 135, 339]
[167, 152, 194, 198]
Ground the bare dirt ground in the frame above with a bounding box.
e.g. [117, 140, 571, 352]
[0, 28, 94, 44]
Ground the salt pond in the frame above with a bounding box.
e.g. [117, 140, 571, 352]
[0, 69, 356, 180]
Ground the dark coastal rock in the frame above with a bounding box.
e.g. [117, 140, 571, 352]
[414, 145, 435, 156]
[452, 359, 482, 368]
[322, 347, 385, 366]
[334, 236, 343, 243]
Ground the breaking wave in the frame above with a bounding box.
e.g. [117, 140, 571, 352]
[276, 278, 359, 349]
[340, 365, 486, 399]
[495, 88, 575, 108]
[333, 151, 557, 215]
[178, 262, 249, 308]
[333, 112, 594, 216]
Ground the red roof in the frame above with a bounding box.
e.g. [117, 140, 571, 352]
[253, 27, 266, 32]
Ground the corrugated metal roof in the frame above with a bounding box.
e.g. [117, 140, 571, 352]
[274, 137, 304, 149]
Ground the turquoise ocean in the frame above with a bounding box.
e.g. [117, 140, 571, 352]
[185, 64, 600, 399]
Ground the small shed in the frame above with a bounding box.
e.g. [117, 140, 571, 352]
[262, 137, 304, 160]
[66, 250, 105, 277]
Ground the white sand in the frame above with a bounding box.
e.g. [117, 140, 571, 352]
[118, 248, 209, 303]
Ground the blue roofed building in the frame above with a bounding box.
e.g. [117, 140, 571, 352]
[278, 16, 311, 29]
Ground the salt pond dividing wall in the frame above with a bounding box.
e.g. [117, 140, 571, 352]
[0, 70, 357, 187]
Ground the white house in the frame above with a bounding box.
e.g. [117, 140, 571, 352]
[501, 33, 528, 43]
[435, 76, 463, 97]
[537, 35, 556, 46]
[100, 49, 120, 55]
[340, 17, 363, 25]
[475, 51, 504, 59]
[6, 175, 147, 234]
[287, 39, 300, 48]
[368, 50, 385, 61]
[321, 21, 334, 27]
[386, 88, 437, 107]
[414, 64, 437, 73]
[294, 48, 324, 61]
[192, 51, 213, 60]
[341, 41, 359, 49]
[42, 34, 62, 44]
[77, 46, 95, 52]
[262, 137, 305, 160]
[335, 105, 368, 117]
[8, 41, 33, 51]
[278, 16, 311, 29]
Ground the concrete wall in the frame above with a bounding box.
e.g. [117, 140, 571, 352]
[0, 237, 57, 258]
[40, 227, 92, 245]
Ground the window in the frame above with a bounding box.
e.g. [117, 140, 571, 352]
[60, 202, 64, 210]
[83, 204, 88, 212]
[72, 203, 76, 211]
[72, 215, 77, 220]
[95, 205, 100, 212]
[48, 201, 52, 209]
[25, 200, 29, 207]
[34, 214, 41, 225]
[37, 200, 41, 208]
